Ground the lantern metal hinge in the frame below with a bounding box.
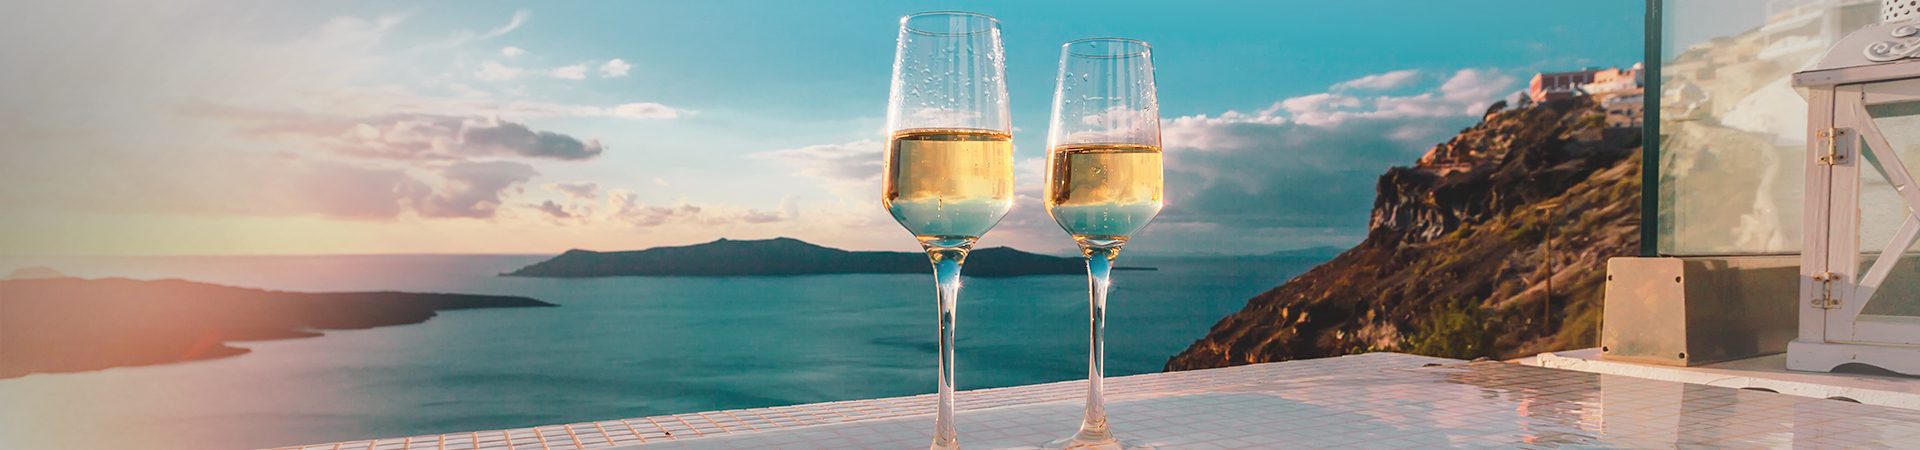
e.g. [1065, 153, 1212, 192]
[1817, 128, 1848, 166]
[1811, 272, 1841, 309]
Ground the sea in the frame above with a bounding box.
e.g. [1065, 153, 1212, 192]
[0, 254, 1321, 450]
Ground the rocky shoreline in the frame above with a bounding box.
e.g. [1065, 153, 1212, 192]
[0, 277, 553, 379]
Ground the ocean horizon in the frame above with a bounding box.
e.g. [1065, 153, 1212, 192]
[0, 253, 1320, 450]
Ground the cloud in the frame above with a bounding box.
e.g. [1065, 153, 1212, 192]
[533, 199, 574, 219]
[483, 57, 631, 82]
[1229, 69, 1517, 129]
[217, 112, 606, 161]
[545, 181, 599, 200]
[446, 83, 489, 99]
[591, 188, 795, 228]
[1331, 69, 1420, 91]
[1149, 67, 1520, 243]
[0, 7, 712, 238]
[382, 98, 686, 120]
[415, 161, 538, 219]
[425, 10, 529, 49]
[1439, 68, 1515, 103]
[605, 102, 680, 119]
[780, 196, 800, 219]
[322, 99, 686, 120]
[457, 116, 604, 159]
[6, 148, 439, 221]
[548, 64, 588, 80]
[607, 189, 702, 227]
[907, 107, 982, 125]
[752, 140, 882, 186]
[1161, 118, 1449, 227]
[475, 60, 522, 81]
[600, 59, 631, 77]
[732, 66, 1518, 252]
[477, 10, 531, 41]
[740, 210, 784, 223]
[286, 164, 417, 219]
[241, 155, 427, 220]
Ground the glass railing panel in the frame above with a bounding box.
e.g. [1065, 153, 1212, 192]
[1656, 0, 1883, 255]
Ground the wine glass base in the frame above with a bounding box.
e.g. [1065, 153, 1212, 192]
[1041, 436, 1155, 450]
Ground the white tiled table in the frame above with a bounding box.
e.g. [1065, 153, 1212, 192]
[284, 353, 1920, 449]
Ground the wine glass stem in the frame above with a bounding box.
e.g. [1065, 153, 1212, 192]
[1075, 245, 1119, 444]
[927, 246, 967, 450]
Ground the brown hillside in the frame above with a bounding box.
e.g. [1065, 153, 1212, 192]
[1167, 97, 1641, 370]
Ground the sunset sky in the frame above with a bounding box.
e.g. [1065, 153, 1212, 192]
[0, 0, 1642, 256]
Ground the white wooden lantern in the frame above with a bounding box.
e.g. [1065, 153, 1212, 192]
[1790, 0, 1920, 375]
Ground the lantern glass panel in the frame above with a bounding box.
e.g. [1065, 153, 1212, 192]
[1860, 101, 1920, 318]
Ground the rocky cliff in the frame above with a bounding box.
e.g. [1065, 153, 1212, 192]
[1166, 98, 1640, 370]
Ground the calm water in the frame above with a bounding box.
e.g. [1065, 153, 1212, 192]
[0, 254, 1317, 449]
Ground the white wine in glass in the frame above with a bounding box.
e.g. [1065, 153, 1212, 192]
[883, 11, 1013, 450]
[885, 128, 1016, 245]
[1043, 38, 1163, 450]
[1047, 143, 1164, 246]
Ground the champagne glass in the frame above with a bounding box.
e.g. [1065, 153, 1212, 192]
[1043, 38, 1163, 450]
[883, 11, 1013, 450]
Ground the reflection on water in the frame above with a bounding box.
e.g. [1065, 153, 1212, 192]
[0, 254, 1309, 449]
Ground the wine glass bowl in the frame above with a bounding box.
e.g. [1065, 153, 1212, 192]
[886, 11, 1015, 251]
[1045, 38, 1163, 251]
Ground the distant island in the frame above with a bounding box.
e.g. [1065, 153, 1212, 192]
[0, 276, 553, 379]
[504, 237, 1139, 278]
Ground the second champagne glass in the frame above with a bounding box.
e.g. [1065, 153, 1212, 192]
[882, 11, 1014, 450]
[1043, 38, 1163, 450]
